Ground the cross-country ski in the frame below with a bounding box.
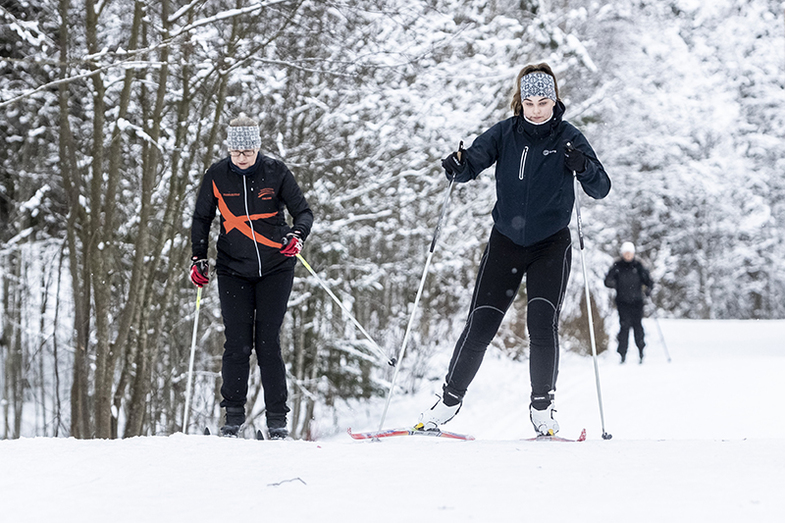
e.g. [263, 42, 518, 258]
[521, 428, 587, 442]
[347, 426, 475, 441]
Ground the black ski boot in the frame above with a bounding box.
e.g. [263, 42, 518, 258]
[267, 413, 288, 440]
[220, 406, 245, 437]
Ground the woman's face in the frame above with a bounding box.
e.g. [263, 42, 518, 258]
[229, 149, 259, 169]
[522, 96, 556, 123]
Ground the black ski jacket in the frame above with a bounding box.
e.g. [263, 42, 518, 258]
[604, 259, 653, 304]
[454, 102, 610, 247]
[191, 154, 313, 277]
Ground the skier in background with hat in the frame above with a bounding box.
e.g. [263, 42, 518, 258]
[604, 242, 653, 364]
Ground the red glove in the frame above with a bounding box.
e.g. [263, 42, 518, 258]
[280, 231, 303, 257]
[190, 257, 209, 287]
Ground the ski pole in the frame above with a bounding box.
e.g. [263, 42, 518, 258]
[182, 285, 202, 433]
[295, 253, 393, 366]
[569, 142, 612, 440]
[377, 142, 463, 431]
[650, 302, 672, 362]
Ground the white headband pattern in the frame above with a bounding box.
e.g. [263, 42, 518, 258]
[227, 125, 262, 150]
[520, 72, 557, 101]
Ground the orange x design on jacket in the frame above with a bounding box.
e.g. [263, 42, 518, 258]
[212, 181, 282, 249]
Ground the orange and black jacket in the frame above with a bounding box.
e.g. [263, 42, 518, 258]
[191, 154, 313, 277]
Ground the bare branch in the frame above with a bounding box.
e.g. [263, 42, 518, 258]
[0, 68, 104, 110]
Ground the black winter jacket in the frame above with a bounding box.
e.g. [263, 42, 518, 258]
[454, 102, 611, 247]
[191, 154, 314, 277]
[604, 259, 653, 304]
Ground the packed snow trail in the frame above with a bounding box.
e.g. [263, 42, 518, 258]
[1, 319, 784, 522]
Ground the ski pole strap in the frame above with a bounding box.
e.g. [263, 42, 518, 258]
[295, 253, 393, 366]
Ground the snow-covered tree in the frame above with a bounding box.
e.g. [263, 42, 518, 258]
[1, 0, 783, 439]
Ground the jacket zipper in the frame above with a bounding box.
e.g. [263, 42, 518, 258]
[242, 176, 264, 277]
[519, 145, 530, 244]
[518, 146, 529, 180]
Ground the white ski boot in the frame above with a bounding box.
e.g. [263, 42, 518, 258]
[530, 402, 560, 436]
[415, 396, 462, 431]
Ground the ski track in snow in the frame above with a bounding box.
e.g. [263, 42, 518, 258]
[1, 319, 784, 522]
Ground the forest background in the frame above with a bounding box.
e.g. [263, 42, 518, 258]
[1, 0, 783, 440]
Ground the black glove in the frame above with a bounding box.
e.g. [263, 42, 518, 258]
[441, 141, 467, 181]
[564, 143, 587, 173]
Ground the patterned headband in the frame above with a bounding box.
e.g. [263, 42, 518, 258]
[520, 72, 557, 101]
[227, 125, 262, 150]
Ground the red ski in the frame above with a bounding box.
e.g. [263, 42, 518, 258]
[522, 428, 586, 442]
[347, 427, 475, 441]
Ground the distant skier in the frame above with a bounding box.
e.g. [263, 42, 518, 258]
[190, 115, 313, 438]
[604, 242, 653, 364]
[418, 63, 611, 436]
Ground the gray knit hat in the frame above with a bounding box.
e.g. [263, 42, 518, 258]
[227, 116, 262, 150]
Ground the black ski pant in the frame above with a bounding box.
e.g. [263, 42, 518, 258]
[443, 227, 572, 407]
[616, 300, 645, 359]
[217, 268, 294, 417]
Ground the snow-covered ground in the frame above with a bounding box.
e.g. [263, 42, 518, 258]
[1, 319, 783, 522]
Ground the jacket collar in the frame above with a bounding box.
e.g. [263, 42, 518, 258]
[517, 100, 565, 139]
[228, 153, 263, 176]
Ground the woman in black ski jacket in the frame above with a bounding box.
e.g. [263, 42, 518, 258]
[417, 63, 611, 436]
[190, 115, 313, 439]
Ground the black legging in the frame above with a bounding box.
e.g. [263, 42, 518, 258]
[444, 227, 572, 406]
[217, 268, 294, 416]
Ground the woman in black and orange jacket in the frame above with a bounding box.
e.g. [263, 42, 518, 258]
[190, 115, 313, 439]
